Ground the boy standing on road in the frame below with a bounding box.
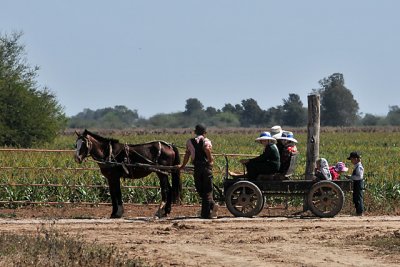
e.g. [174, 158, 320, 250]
[179, 124, 218, 219]
[347, 151, 364, 216]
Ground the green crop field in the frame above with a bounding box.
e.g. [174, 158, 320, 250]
[0, 129, 399, 214]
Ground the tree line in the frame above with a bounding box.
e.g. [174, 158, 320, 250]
[69, 72, 397, 129]
[1, 32, 400, 147]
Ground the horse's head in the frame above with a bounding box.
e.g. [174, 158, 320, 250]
[74, 130, 92, 164]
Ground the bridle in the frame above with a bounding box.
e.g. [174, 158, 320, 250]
[75, 133, 122, 164]
[75, 135, 93, 162]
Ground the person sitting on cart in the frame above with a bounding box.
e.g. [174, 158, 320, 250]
[329, 161, 348, 180]
[230, 132, 280, 179]
[270, 125, 283, 138]
[275, 131, 298, 174]
[315, 158, 332, 181]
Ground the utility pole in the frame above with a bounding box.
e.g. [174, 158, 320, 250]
[305, 94, 320, 180]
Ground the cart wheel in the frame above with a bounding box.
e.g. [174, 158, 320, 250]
[225, 181, 264, 217]
[307, 181, 344, 218]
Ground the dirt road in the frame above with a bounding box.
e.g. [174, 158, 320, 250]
[1, 205, 399, 266]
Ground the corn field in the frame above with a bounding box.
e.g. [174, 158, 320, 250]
[0, 130, 399, 213]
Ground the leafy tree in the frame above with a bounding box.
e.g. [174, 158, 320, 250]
[205, 106, 218, 117]
[0, 32, 66, 147]
[184, 98, 204, 115]
[281, 93, 307, 126]
[208, 112, 240, 127]
[387, 105, 400, 126]
[221, 103, 242, 114]
[222, 103, 236, 113]
[361, 113, 386, 126]
[68, 105, 139, 129]
[240, 98, 265, 127]
[317, 73, 359, 126]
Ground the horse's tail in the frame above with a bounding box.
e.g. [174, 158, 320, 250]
[171, 144, 182, 204]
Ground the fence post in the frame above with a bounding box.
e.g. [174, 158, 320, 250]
[305, 94, 320, 180]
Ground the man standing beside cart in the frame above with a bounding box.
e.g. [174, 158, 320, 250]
[179, 124, 218, 219]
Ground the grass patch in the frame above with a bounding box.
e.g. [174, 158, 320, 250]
[367, 232, 400, 253]
[0, 213, 16, 218]
[0, 226, 147, 266]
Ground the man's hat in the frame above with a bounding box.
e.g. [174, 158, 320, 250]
[194, 124, 206, 135]
[347, 151, 361, 160]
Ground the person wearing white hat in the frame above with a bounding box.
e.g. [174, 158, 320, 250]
[276, 131, 298, 173]
[230, 132, 280, 179]
[270, 125, 283, 139]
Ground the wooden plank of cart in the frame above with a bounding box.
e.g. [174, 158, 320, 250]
[214, 95, 353, 218]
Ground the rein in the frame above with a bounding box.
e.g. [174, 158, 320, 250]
[80, 136, 192, 175]
[83, 138, 169, 175]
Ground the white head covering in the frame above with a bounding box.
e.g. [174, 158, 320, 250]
[271, 125, 283, 138]
[317, 158, 332, 180]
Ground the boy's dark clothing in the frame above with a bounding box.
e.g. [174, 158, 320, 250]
[350, 161, 364, 215]
[353, 179, 364, 215]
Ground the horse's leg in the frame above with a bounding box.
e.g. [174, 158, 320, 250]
[154, 173, 172, 218]
[107, 177, 124, 218]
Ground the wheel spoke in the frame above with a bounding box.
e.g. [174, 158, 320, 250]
[226, 181, 263, 217]
[308, 182, 345, 216]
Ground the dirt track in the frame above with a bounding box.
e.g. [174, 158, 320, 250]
[1, 205, 400, 266]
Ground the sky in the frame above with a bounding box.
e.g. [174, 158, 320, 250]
[2, 0, 400, 118]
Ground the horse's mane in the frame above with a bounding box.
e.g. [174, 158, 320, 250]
[83, 129, 120, 144]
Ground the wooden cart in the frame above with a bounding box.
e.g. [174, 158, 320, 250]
[214, 155, 353, 218]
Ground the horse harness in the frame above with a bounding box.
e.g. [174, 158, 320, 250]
[81, 135, 171, 176]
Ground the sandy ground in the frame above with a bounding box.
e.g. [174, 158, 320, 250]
[1, 205, 400, 266]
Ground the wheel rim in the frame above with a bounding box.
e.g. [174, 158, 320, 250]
[226, 181, 263, 217]
[231, 186, 259, 213]
[311, 187, 340, 211]
[308, 181, 344, 217]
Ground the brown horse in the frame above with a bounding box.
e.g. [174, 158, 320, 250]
[74, 129, 181, 218]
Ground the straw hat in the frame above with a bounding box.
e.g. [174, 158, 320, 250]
[276, 131, 298, 143]
[255, 132, 277, 143]
[270, 125, 283, 138]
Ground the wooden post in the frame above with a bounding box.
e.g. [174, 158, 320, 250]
[305, 94, 320, 180]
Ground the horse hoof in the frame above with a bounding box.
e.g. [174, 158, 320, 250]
[116, 205, 124, 218]
[110, 214, 122, 219]
[154, 210, 169, 219]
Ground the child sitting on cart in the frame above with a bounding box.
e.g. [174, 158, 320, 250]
[315, 158, 332, 181]
[275, 131, 298, 174]
[329, 162, 349, 180]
